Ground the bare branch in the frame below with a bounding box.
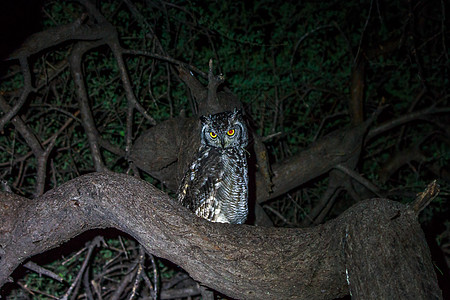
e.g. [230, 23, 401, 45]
[0, 95, 51, 197]
[108, 41, 157, 126]
[0, 96, 43, 156]
[349, 57, 365, 125]
[366, 106, 450, 141]
[201, 58, 224, 115]
[7, 13, 104, 60]
[23, 261, 63, 283]
[255, 121, 369, 203]
[60, 237, 102, 300]
[0, 57, 34, 131]
[69, 40, 108, 172]
[411, 180, 440, 215]
[0, 172, 441, 299]
[334, 164, 382, 197]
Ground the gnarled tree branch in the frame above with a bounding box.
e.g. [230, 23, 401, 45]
[0, 172, 441, 299]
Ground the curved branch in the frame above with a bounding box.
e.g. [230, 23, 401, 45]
[0, 172, 441, 299]
[69, 40, 108, 172]
[80, 0, 157, 128]
[0, 57, 34, 131]
[366, 106, 450, 141]
[7, 14, 105, 60]
[255, 121, 369, 203]
[108, 38, 157, 127]
[0, 95, 54, 197]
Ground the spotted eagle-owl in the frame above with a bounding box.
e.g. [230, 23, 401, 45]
[177, 109, 248, 224]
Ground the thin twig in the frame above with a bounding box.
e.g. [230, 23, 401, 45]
[128, 246, 146, 300]
[23, 261, 64, 283]
[17, 281, 59, 299]
[366, 106, 450, 141]
[262, 205, 294, 226]
[60, 236, 103, 300]
[334, 164, 383, 197]
[149, 253, 159, 300]
[108, 41, 156, 125]
[123, 49, 207, 78]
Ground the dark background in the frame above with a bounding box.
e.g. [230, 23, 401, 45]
[0, 0, 448, 298]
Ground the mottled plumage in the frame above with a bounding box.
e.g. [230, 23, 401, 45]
[177, 109, 248, 224]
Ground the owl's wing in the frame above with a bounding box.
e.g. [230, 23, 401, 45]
[193, 175, 221, 221]
[177, 169, 196, 209]
[179, 173, 221, 217]
[177, 148, 224, 222]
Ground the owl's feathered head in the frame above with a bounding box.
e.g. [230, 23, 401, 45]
[200, 109, 248, 149]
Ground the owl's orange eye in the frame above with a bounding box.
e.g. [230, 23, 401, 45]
[227, 129, 235, 136]
[209, 131, 217, 138]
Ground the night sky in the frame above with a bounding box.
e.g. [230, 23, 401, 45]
[0, 0, 44, 59]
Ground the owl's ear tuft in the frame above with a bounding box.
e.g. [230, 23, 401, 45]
[200, 115, 210, 124]
[231, 108, 243, 121]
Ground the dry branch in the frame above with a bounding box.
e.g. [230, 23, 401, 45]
[0, 172, 441, 299]
[69, 40, 108, 172]
[255, 122, 368, 203]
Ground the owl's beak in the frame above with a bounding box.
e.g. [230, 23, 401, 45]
[220, 137, 225, 148]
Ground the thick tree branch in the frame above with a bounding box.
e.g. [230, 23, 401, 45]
[255, 122, 368, 203]
[366, 106, 450, 141]
[0, 172, 441, 299]
[7, 14, 104, 60]
[379, 146, 427, 184]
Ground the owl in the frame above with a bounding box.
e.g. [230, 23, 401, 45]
[177, 109, 249, 224]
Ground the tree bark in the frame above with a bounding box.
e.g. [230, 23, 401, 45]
[0, 172, 441, 299]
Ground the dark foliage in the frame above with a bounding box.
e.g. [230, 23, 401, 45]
[0, 0, 448, 298]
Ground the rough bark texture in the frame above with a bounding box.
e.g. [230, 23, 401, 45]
[129, 116, 198, 190]
[344, 199, 442, 299]
[255, 122, 368, 203]
[0, 172, 441, 299]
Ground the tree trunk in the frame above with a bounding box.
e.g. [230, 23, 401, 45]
[0, 172, 442, 299]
